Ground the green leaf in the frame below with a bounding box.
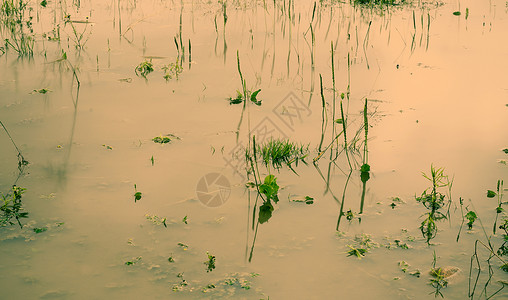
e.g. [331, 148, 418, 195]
[259, 175, 279, 203]
[258, 201, 274, 224]
[453, 11, 461, 16]
[40, 0, 47, 7]
[134, 192, 142, 202]
[334, 119, 343, 124]
[487, 190, 497, 198]
[250, 89, 261, 102]
[502, 149, 508, 154]
[33, 227, 47, 233]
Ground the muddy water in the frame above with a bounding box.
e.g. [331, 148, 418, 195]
[1, 0, 507, 299]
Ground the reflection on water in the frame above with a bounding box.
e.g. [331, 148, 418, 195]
[0, 0, 507, 299]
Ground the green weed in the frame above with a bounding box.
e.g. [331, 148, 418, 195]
[152, 134, 179, 144]
[416, 165, 452, 244]
[162, 59, 183, 81]
[135, 60, 154, 78]
[247, 138, 308, 173]
[134, 184, 142, 202]
[204, 252, 216, 272]
[1, 185, 28, 228]
[228, 88, 262, 106]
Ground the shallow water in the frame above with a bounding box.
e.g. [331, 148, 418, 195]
[1, 0, 508, 299]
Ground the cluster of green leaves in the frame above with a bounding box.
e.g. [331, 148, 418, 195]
[465, 211, 477, 230]
[228, 89, 262, 106]
[429, 267, 449, 297]
[1, 185, 28, 228]
[258, 175, 279, 224]
[135, 60, 154, 78]
[204, 252, 216, 272]
[152, 134, 179, 144]
[172, 272, 188, 291]
[497, 217, 508, 258]
[346, 234, 378, 259]
[416, 166, 451, 244]
[162, 59, 183, 81]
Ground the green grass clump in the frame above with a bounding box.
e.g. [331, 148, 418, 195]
[249, 138, 308, 173]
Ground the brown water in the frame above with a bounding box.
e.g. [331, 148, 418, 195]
[1, 0, 507, 299]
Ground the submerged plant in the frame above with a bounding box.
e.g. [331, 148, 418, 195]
[416, 165, 452, 244]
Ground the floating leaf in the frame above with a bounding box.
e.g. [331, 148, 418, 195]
[33, 227, 47, 234]
[134, 192, 142, 202]
[487, 190, 497, 198]
[250, 89, 262, 106]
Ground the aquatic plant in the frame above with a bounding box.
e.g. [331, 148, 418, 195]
[346, 234, 378, 259]
[246, 138, 309, 173]
[162, 58, 183, 81]
[133, 184, 142, 202]
[63, 14, 91, 49]
[228, 88, 261, 106]
[152, 134, 179, 144]
[135, 59, 154, 78]
[0, 0, 35, 56]
[416, 165, 452, 244]
[489, 180, 504, 234]
[1, 185, 28, 228]
[204, 252, 216, 272]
